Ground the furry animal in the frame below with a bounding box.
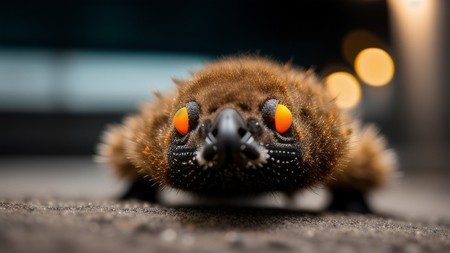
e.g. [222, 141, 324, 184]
[97, 56, 397, 212]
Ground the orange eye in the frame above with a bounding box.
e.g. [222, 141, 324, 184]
[174, 107, 189, 135]
[274, 104, 292, 133]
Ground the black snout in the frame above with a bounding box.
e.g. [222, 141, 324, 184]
[202, 108, 260, 164]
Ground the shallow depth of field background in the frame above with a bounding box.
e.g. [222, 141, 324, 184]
[0, 0, 449, 219]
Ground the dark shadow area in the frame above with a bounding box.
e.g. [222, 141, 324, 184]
[0, 1, 389, 63]
[160, 205, 321, 231]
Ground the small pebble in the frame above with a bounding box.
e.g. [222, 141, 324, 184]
[306, 230, 315, 237]
[160, 228, 177, 242]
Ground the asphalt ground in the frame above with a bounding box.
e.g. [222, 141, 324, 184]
[0, 157, 449, 253]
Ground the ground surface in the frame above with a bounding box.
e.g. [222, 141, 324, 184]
[0, 198, 449, 253]
[0, 157, 449, 253]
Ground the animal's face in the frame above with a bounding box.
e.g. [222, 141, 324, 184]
[166, 77, 311, 195]
[98, 57, 390, 203]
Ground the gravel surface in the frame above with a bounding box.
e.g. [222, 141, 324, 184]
[0, 198, 448, 253]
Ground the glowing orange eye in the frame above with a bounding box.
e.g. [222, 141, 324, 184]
[274, 104, 292, 133]
[174, 107, 189, 135]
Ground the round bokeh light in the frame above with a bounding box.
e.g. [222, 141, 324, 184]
[355, 48, 395, 86]
[325, 72, 361, 109]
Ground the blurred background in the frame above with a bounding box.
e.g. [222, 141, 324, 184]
[0, 0, 449, 219]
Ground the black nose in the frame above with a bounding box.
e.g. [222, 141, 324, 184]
[202, 108, 260, 163]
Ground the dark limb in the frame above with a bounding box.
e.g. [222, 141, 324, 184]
[326, 188, 372, 214]
[120, 178, 160, 203]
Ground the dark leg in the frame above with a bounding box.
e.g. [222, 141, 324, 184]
[120, 178, 160, 203]
[326, 188, 372, 214]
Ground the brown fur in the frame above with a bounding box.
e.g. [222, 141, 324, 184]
[325, 121, 397, 190]
[97, 56, 396, 193]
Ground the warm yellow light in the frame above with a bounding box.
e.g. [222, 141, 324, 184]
[325, 72, 361, 109]
[355, 48, 395, 86]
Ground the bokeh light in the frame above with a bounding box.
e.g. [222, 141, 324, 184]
[325, 72, 361, 109]
[354, 48, 395, 86]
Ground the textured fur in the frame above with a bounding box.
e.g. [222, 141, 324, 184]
[97, 56, 396, 197]
[325, 121, 397, 190]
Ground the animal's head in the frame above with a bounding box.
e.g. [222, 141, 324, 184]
[165, 57, 348, 195]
